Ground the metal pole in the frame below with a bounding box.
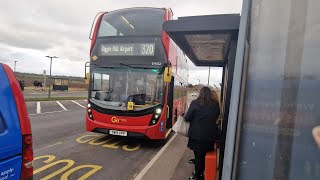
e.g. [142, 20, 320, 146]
[48, 57, 52, 98]
[46, 56, 58, 99]
[14, 61, 18, 72]
[197, 79, 200, 85]
[207, 66, 211, 86]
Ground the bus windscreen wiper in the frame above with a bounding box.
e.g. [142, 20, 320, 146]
[91, 62, 118, 69]
[119, 63, 156, 69]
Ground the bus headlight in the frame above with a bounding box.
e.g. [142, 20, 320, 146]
[155, 108, 162, 114]
[151, 119, 157, 125]
[149, 108, 162, 125]
[87, 103, 93, 120]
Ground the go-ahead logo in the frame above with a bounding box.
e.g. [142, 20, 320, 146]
[111, 116, 126, 123]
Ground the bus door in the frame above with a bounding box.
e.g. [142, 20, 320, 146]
[166, 77, 174, 128]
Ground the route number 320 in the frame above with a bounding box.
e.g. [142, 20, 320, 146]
[141, 44, 155, 56]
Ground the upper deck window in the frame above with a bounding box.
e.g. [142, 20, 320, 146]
[98, 8, 165, 37]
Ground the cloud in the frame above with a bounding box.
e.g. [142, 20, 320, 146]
[0, 0, 242, 82]
[188, 67, 223, 85]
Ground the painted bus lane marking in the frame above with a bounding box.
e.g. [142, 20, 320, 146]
[33, 155, 102, 180]
[76, 134, 141, 152]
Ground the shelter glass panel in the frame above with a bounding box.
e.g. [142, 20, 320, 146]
[236, 0, 320, 180]
[185, 33, 231, 61]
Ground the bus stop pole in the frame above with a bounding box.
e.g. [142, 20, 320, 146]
[14, 61, 18, 72]
[48, 58, 52, 98]
[207, 66, 211, 86]
[45, 56, 58, 99]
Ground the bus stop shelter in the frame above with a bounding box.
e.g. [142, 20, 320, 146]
[163, 0, 320, 179]
[163, 14, 240, 138]
[53, 78, 69, 91]
[163, 12, 246, 180]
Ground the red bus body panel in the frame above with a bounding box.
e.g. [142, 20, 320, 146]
[86, 107, 168, 139]
[90, 13, 105, 54]
[92, 110, 153, 126]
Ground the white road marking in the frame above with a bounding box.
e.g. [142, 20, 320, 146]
[56, 101, 68, 111]
[71, 100, 86, 108]
[29, 110, 70, 116]
[37, 102, 41, 114]
[30, 92, 42, 95]
[133, 133, 178, 180]
[83, 99, 88, 102]
[35, 142, 63, 152]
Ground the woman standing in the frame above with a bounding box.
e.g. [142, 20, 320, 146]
[185, 87, 220, 180]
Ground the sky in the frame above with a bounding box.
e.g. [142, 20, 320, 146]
[0, 0, 242, 85]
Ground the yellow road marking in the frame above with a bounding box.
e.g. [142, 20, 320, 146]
[34, 159, 75, 179]
[76, 134, 102, 143]
[102, 137, 121, 149]
[33, 155, 56, 164]
[88, 135, 113, 145]
[123, 144, 141, 152]
[166, 128, 172, 138]
[60, 165, 102, 180]
[33, 155, 102, 180]
[76, 134, 141, 152]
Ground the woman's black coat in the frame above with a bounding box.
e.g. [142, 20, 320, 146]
[185, 100, 220, 142]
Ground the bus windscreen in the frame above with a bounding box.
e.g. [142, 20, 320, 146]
[90, 67, 164, 111]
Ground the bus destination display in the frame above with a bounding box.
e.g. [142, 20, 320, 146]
[99, 43, 155, 56]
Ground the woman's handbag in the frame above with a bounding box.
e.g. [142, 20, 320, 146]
[172, 116, 190, 137]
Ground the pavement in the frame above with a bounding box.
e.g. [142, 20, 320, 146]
[137, 134, 195, 180]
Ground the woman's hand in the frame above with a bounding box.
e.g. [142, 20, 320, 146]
[312, 126, 320, 148]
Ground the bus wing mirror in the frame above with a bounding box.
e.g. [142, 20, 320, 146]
[164, 67, 172, 83]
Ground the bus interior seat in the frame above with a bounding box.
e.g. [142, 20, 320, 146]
[127, 94, 146, 105]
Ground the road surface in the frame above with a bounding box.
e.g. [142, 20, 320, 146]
[23, 90, 87, 99]
[27, 100, 174, 180]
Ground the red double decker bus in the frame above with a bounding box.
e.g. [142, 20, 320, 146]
[86, 7, 188, 140]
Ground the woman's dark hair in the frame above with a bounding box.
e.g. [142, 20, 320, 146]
[196, 87, 214, 106]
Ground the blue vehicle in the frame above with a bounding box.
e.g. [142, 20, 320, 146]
[0, 63, 33, 180]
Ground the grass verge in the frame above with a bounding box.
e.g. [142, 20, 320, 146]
[25, 96, 87, 102]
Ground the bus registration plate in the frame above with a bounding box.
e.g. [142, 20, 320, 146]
[109, 130, 127, 136]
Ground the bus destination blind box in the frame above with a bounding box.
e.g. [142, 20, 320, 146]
[99, 43, 155, 56]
